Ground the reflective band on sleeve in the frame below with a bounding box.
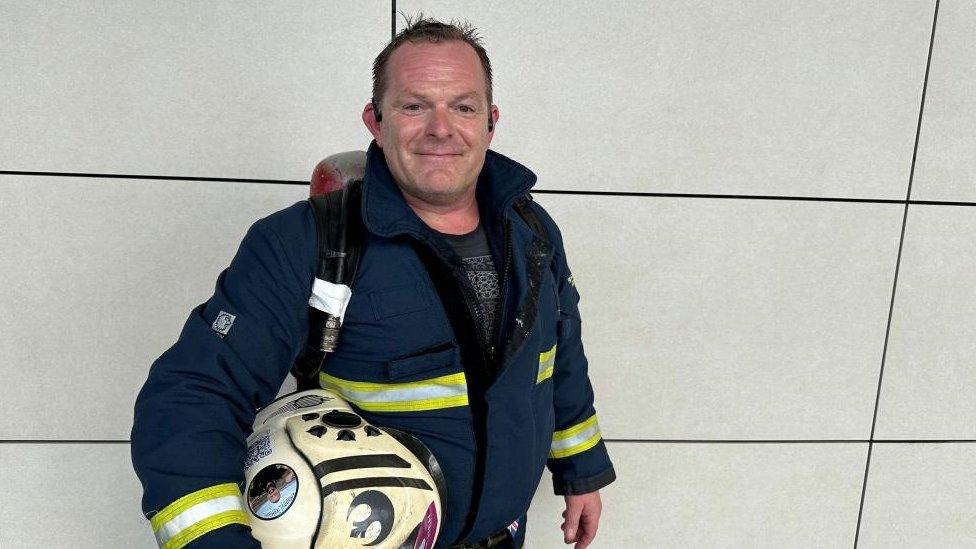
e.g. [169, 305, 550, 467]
[537, 344, 556, 383]
[150, 483, 248, 549]
[549, 414, 602, 459]
[319, 371, 469, 412]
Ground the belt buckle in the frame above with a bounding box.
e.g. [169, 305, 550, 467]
[450, 528, 510, 549]
[485, 529, 510, 548]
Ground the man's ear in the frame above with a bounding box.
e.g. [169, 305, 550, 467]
[362, 101, 383, 146]
[487, 104, 500, 141]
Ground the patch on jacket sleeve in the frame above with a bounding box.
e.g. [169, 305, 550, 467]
[567, 274, 576, 288]
[212, 310, 236, 338]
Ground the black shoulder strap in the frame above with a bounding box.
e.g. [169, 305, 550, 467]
[513, 193, 549, 244]
[292, 180, 364, 391]
[310, 180, 364, 284]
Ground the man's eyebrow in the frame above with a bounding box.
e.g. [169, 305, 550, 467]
[399, 91, 481, 101]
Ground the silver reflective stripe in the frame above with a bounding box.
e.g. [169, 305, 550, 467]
[550, 415, 602, 459]
[336, 381, 463, 403]
[154, 495, 244, 548]
[537, 344, 556, 383]
[319, 372, 469, 412]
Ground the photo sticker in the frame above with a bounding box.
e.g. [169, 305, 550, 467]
[247, 464, 298, 520]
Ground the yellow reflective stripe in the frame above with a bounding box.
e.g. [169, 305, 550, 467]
[549, 414, 603, 459]
[319, 371, 469, 412]
[150, 483, 240, 531]
[150, 484, 247, 548]
[537, 343, 556, 383]
[550, 431, 602, 459]
[552, 415, 599, 442]
[162, 510, 249, 549]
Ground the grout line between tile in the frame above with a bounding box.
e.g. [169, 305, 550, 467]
[853, 1, 940, 547]
[2, 170, 975, 207]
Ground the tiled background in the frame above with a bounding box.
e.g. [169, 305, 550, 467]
[2, 1, 973, 547]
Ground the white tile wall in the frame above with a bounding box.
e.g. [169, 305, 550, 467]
[526, 442, 867, 548]
[536, 193, 902, 439]
[401, 0, 932, 199]
[0, 443, 154, 548]
[0, 175, 306, 439]
[857, 443, 976, 547]
[911, 0, 976, 203]
[875, 205, 976, 439]
[0, 2, 386, 181]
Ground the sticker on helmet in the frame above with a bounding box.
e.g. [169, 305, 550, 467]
[244, 431, 272, 470]
[413, 502, 439, 549]
[247, 464, 298, 520]
[347, 490, 395, 545]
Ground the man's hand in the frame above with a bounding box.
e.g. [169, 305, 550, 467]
[560, 491, 602, 548]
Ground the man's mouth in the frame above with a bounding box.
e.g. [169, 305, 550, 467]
[419, 153, 460, 162]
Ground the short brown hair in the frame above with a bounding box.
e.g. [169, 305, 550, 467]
[371, 14, 493, 119]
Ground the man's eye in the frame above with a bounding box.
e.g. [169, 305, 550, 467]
[458, 105, 475, 113]
[404, 104, 422, 111]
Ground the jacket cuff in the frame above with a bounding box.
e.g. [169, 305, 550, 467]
[145, 482, 257, 549]
[552, 465, 616, 496]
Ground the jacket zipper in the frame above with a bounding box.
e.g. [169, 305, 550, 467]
[491, 219, 513, 365]
[455, 266, 490, 363]
[452, 217, 511, 371]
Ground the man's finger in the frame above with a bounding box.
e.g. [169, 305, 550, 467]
[562, 501, 583, 544]
[574, 511, 599, 549]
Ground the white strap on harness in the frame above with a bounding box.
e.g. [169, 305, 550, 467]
[308, 278, 353, 322]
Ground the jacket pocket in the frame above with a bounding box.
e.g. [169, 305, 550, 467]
[387, 341, 459, 381]
[369, 282, 432, 320]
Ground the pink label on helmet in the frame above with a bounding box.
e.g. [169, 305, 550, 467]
[413, 502, 439, 549]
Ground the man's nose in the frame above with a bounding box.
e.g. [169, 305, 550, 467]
[425, 106, 453, 138]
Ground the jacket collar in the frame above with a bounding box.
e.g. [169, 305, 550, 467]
[360, 139, 538, 240]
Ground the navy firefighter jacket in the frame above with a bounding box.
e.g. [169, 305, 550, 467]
[131, 140, 616, 548]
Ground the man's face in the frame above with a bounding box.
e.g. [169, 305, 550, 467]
[266, 483, 280, 503]
[363, 40, 499, 206]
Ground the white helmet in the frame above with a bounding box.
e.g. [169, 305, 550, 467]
[243, 389, 445, 548]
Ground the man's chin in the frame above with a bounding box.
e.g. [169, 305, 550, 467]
[403, 180, 475, 206]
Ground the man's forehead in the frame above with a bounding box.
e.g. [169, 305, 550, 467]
[396, 89, 482, 101]
[387, 42, 485, 84]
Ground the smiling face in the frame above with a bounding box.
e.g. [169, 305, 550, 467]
[265, 483, 280, 503]
[363, 40, 499, 207]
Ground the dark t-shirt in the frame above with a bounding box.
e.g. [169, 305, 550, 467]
[437, 223, 499, 350]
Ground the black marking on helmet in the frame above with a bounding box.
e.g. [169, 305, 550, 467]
[294, 395, 326, 408]
[313, 454, 411, 480]
[259, 393, 334, 425]
[381, 427, 447, 509]
[347, 490, 395, 546]
[321, 477, 432, 500]
[321, 409, 362, 428]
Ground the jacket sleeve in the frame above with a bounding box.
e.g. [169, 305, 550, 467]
[130, 201, 316, 548]
[535, 204, 617, 496]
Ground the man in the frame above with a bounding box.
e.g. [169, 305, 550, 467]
[265, 482, 281, 504]
[132, 16, 614, 549]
